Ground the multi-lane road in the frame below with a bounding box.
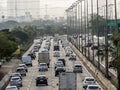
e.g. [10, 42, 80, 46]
[18, 39, 103, 90]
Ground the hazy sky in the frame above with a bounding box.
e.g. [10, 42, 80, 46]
[0, 0, 120, 18]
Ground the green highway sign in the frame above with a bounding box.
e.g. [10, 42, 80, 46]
[107, 19, 120, 33]
[107, 19, 120, 26]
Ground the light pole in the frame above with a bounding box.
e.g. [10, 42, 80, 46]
[97, 0, 100, 69]
[86, 0, 90, 60]
[78, 3, 80, 50]
[105, 0, 109, 78]
[84, 0, 87, 56]
[81, 1, 83, 53]
[91, 0, 94, 64]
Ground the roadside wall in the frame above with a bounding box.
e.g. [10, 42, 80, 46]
[69, 42, 117, 90]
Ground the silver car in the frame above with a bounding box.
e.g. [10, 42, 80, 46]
[11, 72, 22, 80]
[6, 86, 18, 90]
[53, 51, 60, 57]
[10, 76, 23, 87]
[16, 67, 26, 76]
[86, 85, 101, 90]
[39, 63, 48, 71]
[73, 64, 83, 73]
[83, 77, 96, 89]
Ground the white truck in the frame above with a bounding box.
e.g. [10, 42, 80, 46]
[22, 56, 32, 66]
[38, 52, 50, 67]
[59, 72, 77, 90]
[54, 33, 59, 42]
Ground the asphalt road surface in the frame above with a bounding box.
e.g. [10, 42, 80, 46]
[18, 39, 103, 90]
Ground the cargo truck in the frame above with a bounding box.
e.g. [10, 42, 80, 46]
[38, 52, 50, 68]
[59, 72, 76, 90]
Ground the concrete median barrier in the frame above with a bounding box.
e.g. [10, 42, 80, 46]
[69, 42, 117, 90]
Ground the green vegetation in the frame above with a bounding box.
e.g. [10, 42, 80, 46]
[110, 34, 120, 89]
[0, 30, 17, 61]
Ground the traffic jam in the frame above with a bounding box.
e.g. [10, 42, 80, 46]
[5, 36, 102, 90]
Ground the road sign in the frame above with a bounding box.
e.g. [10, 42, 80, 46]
[107, 19, 120, 33]
[107, 19, 120, 26]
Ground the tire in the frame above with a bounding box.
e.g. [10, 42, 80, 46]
[36, 84, 38, 86]
[24, 74, 26, 76]
[21, 84, 23, 87]
[46, 83, 48, 85]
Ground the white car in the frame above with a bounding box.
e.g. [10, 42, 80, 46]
[83, 77, 96, 89]
[10, 76, 23, 87]
[39, 63, 48, 71]
[73, 64, 83, 73]
[11, 72, 22, 80]
[6, 86, 19, 90]
[54, 61, 64, 69]
[86, 85, 101, 90]
[69, 54, 76, 60]
[41, 49, 49, 53]
[53, 51, 60, 57]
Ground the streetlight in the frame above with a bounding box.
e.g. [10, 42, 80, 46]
[91, 0, 94, 64]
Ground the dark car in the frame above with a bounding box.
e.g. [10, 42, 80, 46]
[96, 49, 104, 56]
[91, 44, 98, 50]
[58, 58, 66, 66]
[28, 53, 36, 60]
[55, 67, 65, 76]
[36, 75, 48, 86]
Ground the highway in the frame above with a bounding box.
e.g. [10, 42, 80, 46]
[18, 39, 103, 90]
[75, 37, 117, 77]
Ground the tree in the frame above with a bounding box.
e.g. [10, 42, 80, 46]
[89, 14, 106, 36]
[0, 32, 17, 60]
[110, 34, 120, 90]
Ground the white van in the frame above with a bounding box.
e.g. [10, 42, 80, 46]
[22, 56, 32, 66]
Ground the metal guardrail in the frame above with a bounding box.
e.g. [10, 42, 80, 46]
[69, 42, 117, 90]
[0, 71, 12, 89]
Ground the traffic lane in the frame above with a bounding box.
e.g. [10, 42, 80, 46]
[20, 60, 53, 90]
[88, 48, 117, 77]
[20, 39, 55, 90]
[60, 42, 87, 90]
[60, 42, 103, 90]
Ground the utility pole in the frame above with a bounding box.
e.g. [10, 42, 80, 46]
[97, 0, 100, 69]
[45, 4, 48, 20]
[81, 1, 83, 53]
[84, 0, 87, 57]
[15, 0, 17, 19]
[87, 0, 90, 60]
[91, 0, 94, 64]
[78, 3, 80, 51]
[105, 0, 109, 78]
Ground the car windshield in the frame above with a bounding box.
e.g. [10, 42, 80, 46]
[17, 69, 24, 72]
[89, 86, 99, 89]
[40, 64, 47, 66]
[38, 77, 46, 80]
[12, 78, 19, 80]
[75, 65, 82, 68]
[56, 61, 62, 64]
[86, 78, 94, 81]
[57, 68, 64, 70]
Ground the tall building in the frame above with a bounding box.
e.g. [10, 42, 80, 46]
[7, 0, 40, 19]
[7, 0, 15, 17]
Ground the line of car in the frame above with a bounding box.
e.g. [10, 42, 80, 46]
[61, 39, 101, 90]
[6, 38, 44, 90]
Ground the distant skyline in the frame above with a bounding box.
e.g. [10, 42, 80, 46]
[0, 0, 120, 19]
